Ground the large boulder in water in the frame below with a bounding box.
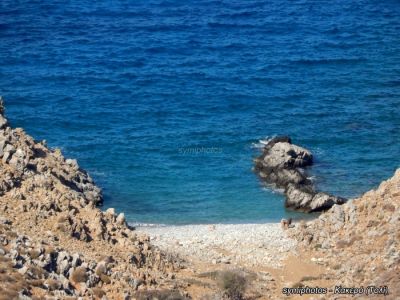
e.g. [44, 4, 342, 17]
[254, 136, 346, 212]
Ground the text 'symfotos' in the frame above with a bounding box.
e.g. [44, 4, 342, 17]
[282, 286, 389, 297]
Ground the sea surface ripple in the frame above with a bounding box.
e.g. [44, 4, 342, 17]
[1, 0, 399, 224]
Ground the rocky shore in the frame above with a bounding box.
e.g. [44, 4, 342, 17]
[291, 168, 400, 297]
[0, 97, 399, 299]
[0, 98, 184, 299]
[253, 136, 346, 212]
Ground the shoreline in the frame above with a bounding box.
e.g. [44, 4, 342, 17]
[129, 213, 321, 229]
[0, 98, 398, 298]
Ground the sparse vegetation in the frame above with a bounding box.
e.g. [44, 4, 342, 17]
[6, 231, 18, 239]
[99, 273, 111, 284]
[28, 249, 41, 259]
[70, 266, 88, 283]
[0, 258, 27, 300]
[134, 290, 188, 300]
[336, 239, 349, 248]
[44, 278, 61, 290]
[92, 287, 106, 298]
[56, 223, 67, 232]
[299, 275, 320, 282]
[27, 265, 46, 279]
[291, 281, 304, 288]
[383, 203, 395, 212]
[197, 270, 219, 280]
[57, 215, 68, 223]
[216, 270, 247, 300]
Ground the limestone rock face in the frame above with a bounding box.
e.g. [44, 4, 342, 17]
[254, 136, 346, 212]
[0, 98, 183, 299]
[263, 142, 313, 170]
[0, 100, 102, 205]
[292, 168, 400, 296]
[0, 97, 8, 129]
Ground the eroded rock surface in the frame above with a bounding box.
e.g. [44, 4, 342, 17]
[254, 136, 346, 212]
[291, 168, 400, 298]
[0, 98, 184, 299]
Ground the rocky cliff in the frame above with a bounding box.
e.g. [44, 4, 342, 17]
[0, 98, 183, 299]
[292, 168, 400, 297]
[1, 97, 399, 299]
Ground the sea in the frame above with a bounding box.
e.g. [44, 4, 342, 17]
[1, 0, 399, 224]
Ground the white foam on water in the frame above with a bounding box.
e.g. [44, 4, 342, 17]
[128, 222, 167, 228]
[251, 136, 275, 149]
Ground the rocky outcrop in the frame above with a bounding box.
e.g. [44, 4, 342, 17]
[0, 98, 102, 205]
[0, 98, 186, 299]
[291, 168, 400, 297]
[254, 136, 346, 212]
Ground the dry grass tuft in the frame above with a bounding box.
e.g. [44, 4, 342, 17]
[216, 270, 247, 300]
[70, 267, 87, 283]
[44, 278, 61, 290]
[134, 290, 188, 300]
[99, 274, 111, 284]
[91, 287, 106, 298]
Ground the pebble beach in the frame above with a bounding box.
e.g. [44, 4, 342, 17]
[138, 223, 297, 269]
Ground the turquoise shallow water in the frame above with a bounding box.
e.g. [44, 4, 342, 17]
[0, 0, 400, 224]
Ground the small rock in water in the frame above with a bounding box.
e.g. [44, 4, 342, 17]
[254, 136, 346, 212]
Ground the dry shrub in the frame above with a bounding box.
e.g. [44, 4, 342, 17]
[27, 265, 45, 279]
[367, 220, 379, 227]
[57, 215, 69, 223]
[6, 231, 18, 239]
[44, 278, 61, 290]
[56, 223, 67, 232]
[291, 281, 304, 288]
[348, 235, 362, 246]
[134, 290, 188, 300]
[216, 270, 247, 300]
[197, 271, 219, 279]
[29, 249, 41, 259]
[383, 203, 395, 212]
[70, 267, 88, 283]
[99, 273, 111, 284]
[92, 287, 106, 299]
[18, 248, 28, 255]
[314, 243, 322, 249]
[95, 263, 107, 276]
[0, 287, 19, 300]
[300, 275, 320, 282]
[44, 246, 55, 255]
[335, 239, 349, 249]
[0, 267, 26, 300]
[29, 279, 44, 287]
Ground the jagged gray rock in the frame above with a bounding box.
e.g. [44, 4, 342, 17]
[254, 136, 346, 212]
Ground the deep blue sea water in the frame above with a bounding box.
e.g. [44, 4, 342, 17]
[1, 0, 399, 224]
